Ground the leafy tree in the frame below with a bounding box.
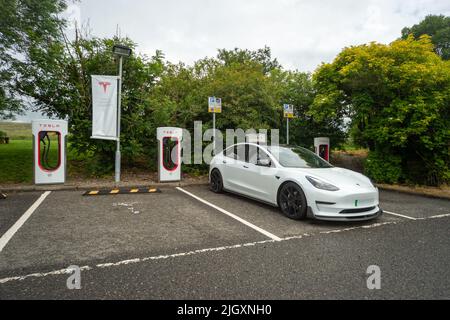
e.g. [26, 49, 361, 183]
[0, 0, 68, 119]
[217, 46, 281, 75]
[311, 35, 450, 185]
[274, 70, 346, 148]
[17, 28, 165, 173]
[402, 14, 450, 60]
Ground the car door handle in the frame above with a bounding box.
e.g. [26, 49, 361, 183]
[243, 165, 248, 168]
[222, 160, 227, 164]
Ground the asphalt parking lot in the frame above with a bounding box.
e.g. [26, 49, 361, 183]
[0, 184, 449, 299]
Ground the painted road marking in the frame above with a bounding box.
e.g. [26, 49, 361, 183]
[176, 187, 282, 241]
[0, 191, 51, 253]
[427, 213, 450, 219]
[383, 210, 417, 220]
[2, 215, 449, 285]
[83, 188, 161, 196]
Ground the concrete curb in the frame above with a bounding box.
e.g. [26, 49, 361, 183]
[2, 180, 448, 201]
[0, 180, 209, 194]
[377, 185, 450, 201]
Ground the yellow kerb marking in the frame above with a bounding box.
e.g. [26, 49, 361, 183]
[130, 189, 139, 193]
[110, 189, 120, 194]
[149, 188, 157, 193]
[88, 191, 99, 195]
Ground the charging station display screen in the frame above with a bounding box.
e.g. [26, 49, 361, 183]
[38, 131, 61, 171]
[162, 137, 179, 171]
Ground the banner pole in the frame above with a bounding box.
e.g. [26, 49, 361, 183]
[115, 56, 123, 184]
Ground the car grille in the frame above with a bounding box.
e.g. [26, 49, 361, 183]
[339, 206, 376, 214]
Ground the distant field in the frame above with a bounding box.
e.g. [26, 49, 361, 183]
[0, 121, 32, 140]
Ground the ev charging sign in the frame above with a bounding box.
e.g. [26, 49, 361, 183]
[208, 97, 222, 113]
[32, 119, 68, 185]
[157, 127, 183, 182]
[283, 104, 294, 118]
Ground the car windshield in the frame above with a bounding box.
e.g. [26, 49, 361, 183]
[267, 146, 332, 168]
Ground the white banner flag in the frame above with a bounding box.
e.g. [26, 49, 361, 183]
[91, 75, 119, 140]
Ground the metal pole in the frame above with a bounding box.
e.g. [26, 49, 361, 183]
[286, 118, 289, 145]
[115, 56, 123, 183]
[212, 111, 216, 155]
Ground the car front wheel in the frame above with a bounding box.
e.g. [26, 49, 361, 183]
[278, 182, 307, 220]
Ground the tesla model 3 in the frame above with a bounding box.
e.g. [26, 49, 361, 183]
[209, 143, 382, 221]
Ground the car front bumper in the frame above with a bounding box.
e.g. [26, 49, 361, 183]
[308, 206, 383, 221]
[305, 186, 381, 221]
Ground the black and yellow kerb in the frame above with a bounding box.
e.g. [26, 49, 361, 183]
[82, 187, 161, 196]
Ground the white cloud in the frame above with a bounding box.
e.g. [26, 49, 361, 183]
[65, 0, 450, 72]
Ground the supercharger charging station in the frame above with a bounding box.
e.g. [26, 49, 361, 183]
[157, 127, 183, 182]
[314, 137, 330, 161]
[32, 119, 68, 185]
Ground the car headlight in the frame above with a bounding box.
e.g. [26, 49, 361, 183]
[306, 176, 340, 191]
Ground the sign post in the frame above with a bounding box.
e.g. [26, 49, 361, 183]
[208, 97, 222, 154]
[283, 104, 294, 145]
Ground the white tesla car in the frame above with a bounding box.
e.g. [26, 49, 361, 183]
[209, 143, 382, 221]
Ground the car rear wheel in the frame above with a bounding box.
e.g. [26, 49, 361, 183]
[278, 182, 307, 220]
[210, 169, 223, 193]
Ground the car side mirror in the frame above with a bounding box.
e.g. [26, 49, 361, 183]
[257, 158, 271, 167]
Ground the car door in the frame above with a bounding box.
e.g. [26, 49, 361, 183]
[238, 144, 279, 202]
[221, 144, 247, 192]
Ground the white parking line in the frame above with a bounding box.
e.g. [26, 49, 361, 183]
[383, 210, 417, 220]
[0, 191, 51, 252]
[176, 187, 282, 241]
[427, 213, 450, 219]
[2, 215, 448, 285]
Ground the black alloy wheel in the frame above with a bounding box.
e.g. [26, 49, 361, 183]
[278, 182, 307, 220]
[210, 169, 223, 193]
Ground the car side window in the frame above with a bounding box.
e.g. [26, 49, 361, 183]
[258, 148, 271, 163]
[246, 144, 271, 166]
[224, 145, 245, 161]
[246, 144, 258, 164]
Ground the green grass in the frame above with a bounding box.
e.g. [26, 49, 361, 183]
[0, 122, 32, 140]
[0, 138, 63, 184]
[0, 140, 33, 183]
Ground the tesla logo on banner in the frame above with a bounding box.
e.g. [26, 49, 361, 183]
[98, 81, 111, 93]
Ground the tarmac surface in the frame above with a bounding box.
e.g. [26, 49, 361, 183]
[0, 185, 449, 299]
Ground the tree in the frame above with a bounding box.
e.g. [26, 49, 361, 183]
[16, 28, 165, 173]
[274, 70, 346, 148]
[217, 46, 281, 75]
[311, 35, 450, 185]
[402, 14, 450, 60]
[0, 0, 68, 119]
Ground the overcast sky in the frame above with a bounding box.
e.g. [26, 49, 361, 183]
[65, 0, 450, 72]
[14, 0, 450, 121]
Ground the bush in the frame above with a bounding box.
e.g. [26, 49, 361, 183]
[364, 151, 402, 184]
